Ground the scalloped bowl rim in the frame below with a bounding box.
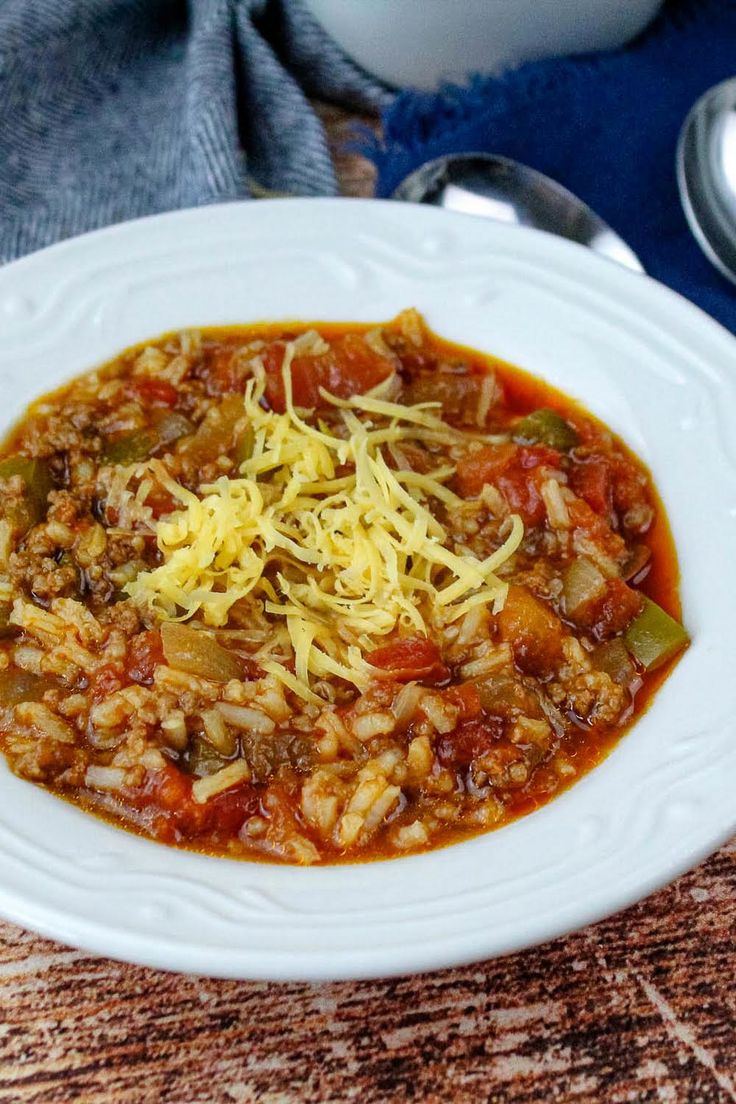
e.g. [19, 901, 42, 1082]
[0, 198, 733, 981]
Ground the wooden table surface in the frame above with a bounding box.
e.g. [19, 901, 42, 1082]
[1, 105, 735, 1104]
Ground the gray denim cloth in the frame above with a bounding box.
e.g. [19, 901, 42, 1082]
[0, 0, 391, 262]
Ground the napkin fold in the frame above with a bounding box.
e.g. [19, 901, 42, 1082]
[368, 0, 736, 334]
[0, 0, 389, 263]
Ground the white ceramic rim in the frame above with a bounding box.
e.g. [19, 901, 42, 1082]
[0, 199, 734, 981]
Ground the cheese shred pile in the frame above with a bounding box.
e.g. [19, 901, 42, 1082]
[126, 339, 524, 699]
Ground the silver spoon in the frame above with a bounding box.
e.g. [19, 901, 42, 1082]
[391, 152, 644, 274]
[677, 76, 736, 286]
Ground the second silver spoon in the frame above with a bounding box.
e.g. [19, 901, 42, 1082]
[391, 152, 644, 274]
[677, 76, 736, 286]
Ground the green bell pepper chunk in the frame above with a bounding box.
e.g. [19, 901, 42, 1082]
[513, 408, 579, 451]
[151, 410, 194, 447]
[0, 668, 49, 706]
[624, 597, 689, 671]
[102, 412, 194, 466]
[0, 455, 54, 534]
[186, 736, 231, 778]
[101, 430, 156, 465]
[234, 423, 255, 469]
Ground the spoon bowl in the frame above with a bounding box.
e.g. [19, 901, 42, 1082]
[677, 76, 736, 286]
[391, 152, 644, 274]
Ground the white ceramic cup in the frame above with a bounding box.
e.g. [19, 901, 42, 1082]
[305, 0, 666, 91]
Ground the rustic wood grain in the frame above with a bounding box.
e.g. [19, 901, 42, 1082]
[314, 101, 378, 199]
[1, 108, 734, 1104]
[0, 840, 734, 1103]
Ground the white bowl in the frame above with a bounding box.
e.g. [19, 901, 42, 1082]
[0, 198, 734, 980]
[305, 0, 665, 90]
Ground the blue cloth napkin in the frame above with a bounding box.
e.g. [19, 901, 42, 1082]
[368, 0, 736, 334]
[0, 0, 390, 263]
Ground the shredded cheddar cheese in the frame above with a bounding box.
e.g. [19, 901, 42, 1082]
[126, 340, 524, 698]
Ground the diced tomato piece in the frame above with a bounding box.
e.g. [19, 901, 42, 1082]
[444, 682, 483, 720]
[394, 349, 436, 374]
[389, 442, 435, 474]
[497, 470, 547, 528]
[127, 629, 165, 685]
[403, 372, 495, 426]
[567, 497, 627, 562]
[518, 444, 561, 471]
[610, 456, 651, 525]
[366, 635, 449, 685]
[436, 717, 504, 767]
[570, 448, 651, 533]
[147, 763, 192, 813]
[496, 584, 563, 676]
[151, 772, 207, 830]
[141, 766, 206, 840]
[567, 416, 607, 448]
[204, 785, 260, 838]
[456, 443, 560, 526]
[89, 663, 126, 702]
[240, 657, 265, 681]
[570, 457, 612, 517]
[262, 334, 393, 412]
[140, 765, 258, 841]
[131, 378, 178, 407]
[149, 813, 176, 845]
[204, 344, 250, 395]
[573, 577, 643, 640]
[252, 786, 321, 858]
[331, 333, 395, 392]
[146, 487, 178, 519]
[455, 442, 516, 497]
[261, 343, 290, 409]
